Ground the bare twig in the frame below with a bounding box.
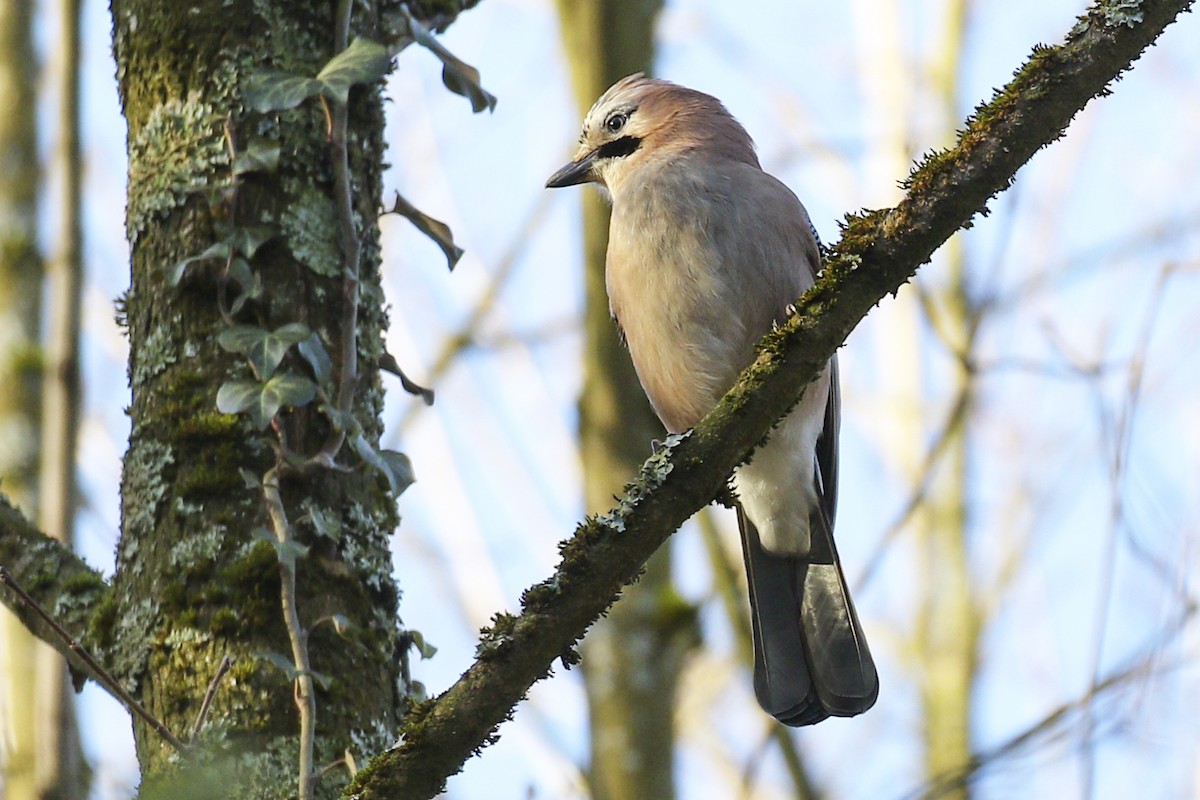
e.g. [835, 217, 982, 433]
[853, 384, 972, 593]
[311, 0, 364, 469]
[899, 606, 1194, 800]
[0, 565, 187, 753]
[190, 654, 234, 744]
[1081, 261, 1178, 796]
[263, 467, 317, 800]
[394, 194, 553, 434]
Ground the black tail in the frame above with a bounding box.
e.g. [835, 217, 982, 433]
[737, 506, 878, 726]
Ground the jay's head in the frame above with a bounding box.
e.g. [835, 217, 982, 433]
[545, 74, 759, 196]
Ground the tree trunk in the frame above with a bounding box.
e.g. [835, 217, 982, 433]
[106, 2, 404, 794]
[35, 0, 92, 794]
[554, 3, 698, 800]
[0, 1, 48, 795]
[0, 2, 88, 796]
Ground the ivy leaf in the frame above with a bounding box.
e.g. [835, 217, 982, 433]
[274, 538, 311, 570]
[259, 372, 317, 422]
[227, 257, 255, 290]
[297, 332, 333, 386]
[380, 351, 434, 406]
[439, 59, 496, 114]
[386, 191, 463, 271]
[408, 629, 437, 660]
[379, 450, 416, 497]
[251, 523, 310, 570]
[307, 670, 333, 691]
[319, 403, 350, 434]
[244, 71, 323, 113]
[316, 37, 392, 105]
[351, 433, 385, 476]
[351, 434, 416, 496]
[218, 323, 311, 380]
[172, 241, 231, 286]
[307, 505, 342, 540]
[232, 136, 281, 175]
[259, 651, 299, 680]
[405, 14, 496, 113]
[217, 372, 316, 429]
[226, 258, 263, 315]
[216, 379, 262, 417]
[238, 468, 261, 489]
[228, 226, 276, 259]
[251, 526, 276, 543]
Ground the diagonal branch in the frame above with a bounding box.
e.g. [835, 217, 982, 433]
[0, 494, 111, 682]
[346, 1, 1193, 797]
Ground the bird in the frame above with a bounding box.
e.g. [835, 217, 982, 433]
[545, 74, 878, 726]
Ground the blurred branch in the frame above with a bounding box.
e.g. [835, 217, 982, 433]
[983, 206, 1200, 313]
[899, 604, 1196, 800]
[0, 494, 110, 685]
[346, 3, 1193, 797]
[854, 383, 971, 593]
[0, 566, 186, 753]
[397, 194, 553, 432]
[1081, 259, 1180, 795]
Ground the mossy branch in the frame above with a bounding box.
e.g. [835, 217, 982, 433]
[0, 493, 112, 688]
[346, 1, 1192, 797]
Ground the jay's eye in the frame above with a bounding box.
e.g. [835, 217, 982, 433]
[605, 112, 627, 133]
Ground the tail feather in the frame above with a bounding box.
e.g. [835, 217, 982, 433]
[738, 507, 878, 726]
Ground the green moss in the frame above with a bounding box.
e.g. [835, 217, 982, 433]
[208, 608, 239, 637]
[157, 368, 218, 424]
[475, 612, 518, 659]
[176, 450, 245, 498]
[88, 589, 121, 650]
[159, 580, 188, 616]
[209, 540, 279, 633]
[174, 411, 240, 439]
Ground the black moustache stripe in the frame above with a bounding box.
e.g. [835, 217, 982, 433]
[597, 136, 641, 160]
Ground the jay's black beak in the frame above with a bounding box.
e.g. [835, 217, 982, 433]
[545, 150, 598, 188]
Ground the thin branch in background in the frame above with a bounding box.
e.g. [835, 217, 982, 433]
[395, 193, 553, 433]
[973, 186, 1022, 307]
[898, 606, 1194, 800]
[1081, 261, 1178, 797]
[986, 207, 1200, 314]
[853, 384, 971, 594]
[967, 355, 1124, 381]
[468, 317, 578, 351]
[190, 654, 234, 744]
[0, 566, 187, 753]
[1110, 263, 1189, 592]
